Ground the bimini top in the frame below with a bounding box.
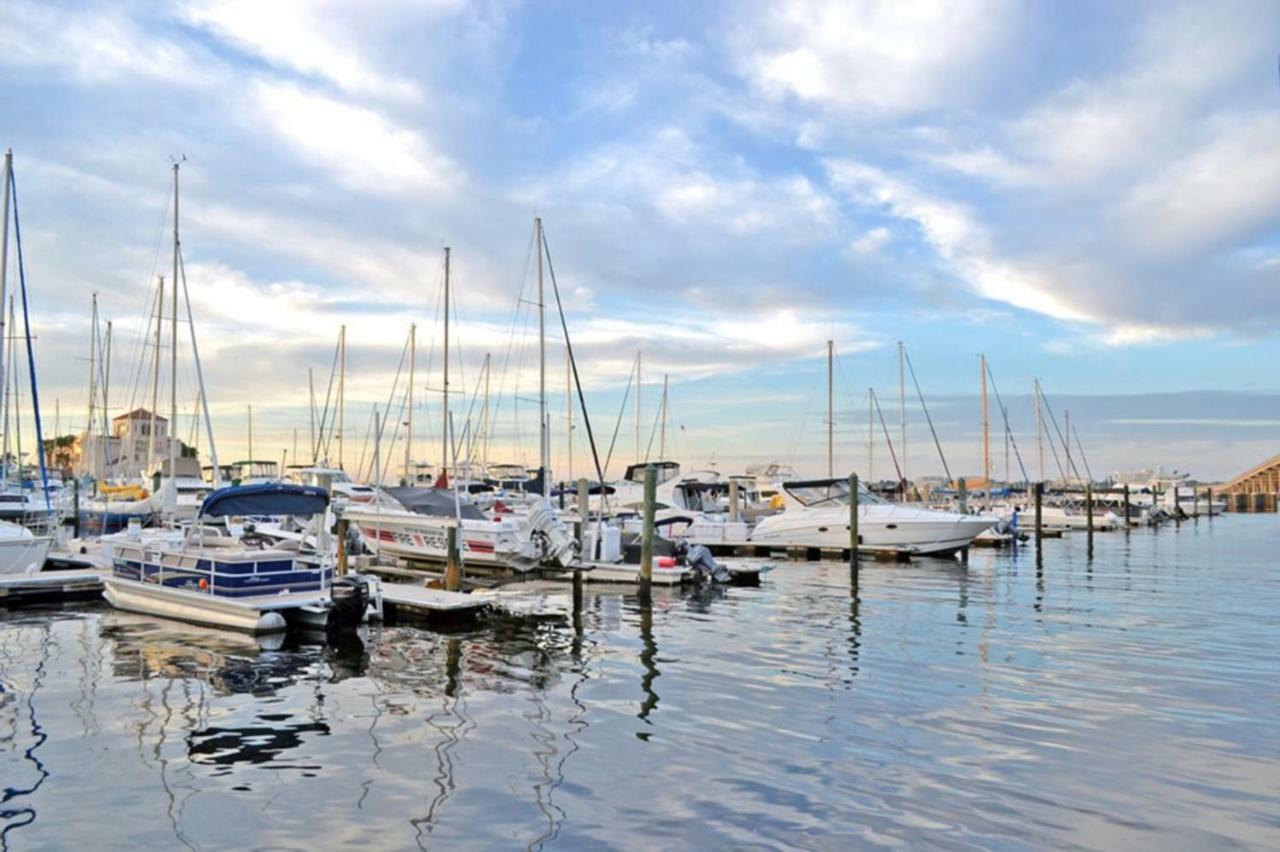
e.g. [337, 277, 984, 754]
[199, 482, 330, 518]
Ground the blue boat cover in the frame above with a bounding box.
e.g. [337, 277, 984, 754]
[199, 482, 329, 518]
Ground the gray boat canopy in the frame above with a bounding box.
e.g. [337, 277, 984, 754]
[384, 487, 487, 520]
[199, 482, 330, 518]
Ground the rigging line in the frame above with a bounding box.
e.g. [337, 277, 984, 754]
[602, 353, 638, 479]
[358, 330, 410, 481]
[871, 389, 903, 482]
[983, 362, 1029, 484]
[783, 357, 822, 465]
[176, 246, 219, 476]
[1034, 383, 1075, 481]
[540, 228, 608, 491]
[1071, 422, 1095, 483]
[312, 333, 342, 462]
[902, 347, 952, 483]
[489, 228, 536, 460]
[642, 371, 665, 463]
[834, 353, 871, 446]
[8, 169, 50, 507]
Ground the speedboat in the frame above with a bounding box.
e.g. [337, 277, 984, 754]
[342, 486, 577, 570]
[102, 482, 352, 634]
[0, 519, 53, 576]
[748, 478, 995, 557]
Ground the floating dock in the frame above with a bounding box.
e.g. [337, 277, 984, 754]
[0, 570, 105, 605]
[376, 579, 488, 624]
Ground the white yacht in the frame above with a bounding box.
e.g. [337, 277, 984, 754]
[0, 519, 52, 576]
[748, 478, 995, 557]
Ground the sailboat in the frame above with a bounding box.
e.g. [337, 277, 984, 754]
[0, 150, 54, 574]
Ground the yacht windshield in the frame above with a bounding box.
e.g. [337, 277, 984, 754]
[786, 480, 888, 507]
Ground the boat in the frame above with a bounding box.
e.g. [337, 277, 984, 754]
[0, 519, 52, 575]
[748, 478, 995, 556]
[342, 485, 577, 570]
[102, 482, 347, 634]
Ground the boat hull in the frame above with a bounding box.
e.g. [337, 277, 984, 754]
[749, 506, 994, 556]
[102, 577, 325, 634]
[0, 533, 52, 576]
[344, 509, 531, 566]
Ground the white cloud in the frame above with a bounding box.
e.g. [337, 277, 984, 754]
[247, 80, 462, 196]
[182, 0, 440, 101]
[735, 0, 1019, 118]
[850, 226, 892, 254]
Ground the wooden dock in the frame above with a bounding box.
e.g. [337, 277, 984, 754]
[0, 570, 104, 606]
[376, 579, 488, 624]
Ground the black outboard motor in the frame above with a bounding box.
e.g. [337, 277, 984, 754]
[328, 576, 370, 631]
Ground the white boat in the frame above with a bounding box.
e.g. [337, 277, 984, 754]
[996, 500, 1122, 531]
[0, 519, 52, 576]
[748, 478, 995, 556]
[343, 486, 577, 570]
[102, 482, 350, 634]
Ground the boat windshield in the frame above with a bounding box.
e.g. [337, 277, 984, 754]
[786, 480, 888, 507]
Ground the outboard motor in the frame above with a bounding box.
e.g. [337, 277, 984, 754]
[683, 542, 731, 584]
[328, 576, 370, 631]
[526, 497, 579, 567]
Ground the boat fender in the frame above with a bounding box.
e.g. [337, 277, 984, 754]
[199, 578, 209, 590]
[657, 556, 676, 569]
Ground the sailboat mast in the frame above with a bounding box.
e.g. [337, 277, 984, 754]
[247, 404, 253, 463]
[405, 322, 415, 481]
[898, 340, 906, 501]
[82, 294, 98, 481]
[3, 297, 14, 481]
[103, 319, 111, 440]
[442, 247, 450, 477]
[482, 351, 490, 471]
[0, 150, 11, 431]
[308, 368, 316, 463]
[635, 350, 642, 462]
[169, 162, 179, 485]
[1065, 409, 1071, 485]
[147, 275, 162, 476]
[867, 387, 874, 482]
[536, 218, 548, 493]
[826, 339, 834, 478]
[981, 353, 989, 510]
[1034, 379, 1044, 483]
[338, 325, 346, 470]
[660, 373, 669, 459]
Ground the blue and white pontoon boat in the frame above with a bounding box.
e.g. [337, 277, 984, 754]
[102, 482, 343, 634]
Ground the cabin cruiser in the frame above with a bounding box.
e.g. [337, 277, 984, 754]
[342, 486, 577, 570]
[102, 482, 361, 634]
[0, 519, 53, 576]
[748, 478, 995, 557]
[995, 499, 1122, 531]
[284, 465, 382, 506]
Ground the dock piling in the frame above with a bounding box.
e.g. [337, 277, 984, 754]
[1085, 482, 1094, 555]
[1207, 487, 1213, 521]
[849, 473, 859, 568]
[576, 477, 589, 556]
[1174, 485, 1180, 526]
[729, 478, 740, 523]
[1123, 484, 1131, 531]
[336, 517, 348, 577]
[444, 526, 461, 591]
[639, 464, 656, 588]
[1034, 482, 1043, 548]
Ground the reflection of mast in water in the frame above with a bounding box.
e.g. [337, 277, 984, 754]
[70, 617, 103, 738]
[413, 636, 474, 848]
[0, 621, 52, 848]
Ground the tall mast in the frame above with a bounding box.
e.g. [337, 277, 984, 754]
[82, 294, 98, 481]
[338, 325, 346, 470]
[1065, 409, 1071, 485]
[3, 297, 14, 481]
[147, 275, 163, 476]
[0, 150, 11, 436]
[103, 319, 111, 441]
[565, 347, 572, 482]
[482, 351, 491, 471]
[660, 373, 669, 459]
[1034, 379, 1043, 483]
[247, 404, 253, 463]
[867, 387, 874, 482]
[441, 247, 450, 476]
[405, 322, 415, 481]
[535, 217, 548, 493]
[11, 299, 20, 478]
[898, 340, 906, 501]
[635, 350, 642, 461]
[168, 162, 179, 486]
[308, 367, 316, 463]
[981, 352, 989, 509]
[826, 340, 834, 478]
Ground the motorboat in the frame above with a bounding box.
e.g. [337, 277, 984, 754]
[102, 482, 356, 634]
[284, 465, 382, 506]
[342, 486, 577, 570]
[0, 519, 53, 575]
[748, 478, 995, 557]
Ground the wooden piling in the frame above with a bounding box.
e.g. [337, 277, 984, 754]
[1206, 487, 1213, 521]
[1123, 484, 1131, 530]
[639, 464, 656, 587]
[1034, 482, 1043, 544]
[335, 517, 348, 577]
[576, 477, 589, 556]
[1174, 485, 1180, 526]
[1085, 482, 1094, 554]
[849, 473, 859, 568]
[72, 477, 81, 539]
[728, 478, 740, 523]
[444, 526, 461, 591]
[957, 478, 967, 514]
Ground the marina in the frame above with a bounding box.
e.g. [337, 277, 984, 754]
[3, 517, 1278, 848]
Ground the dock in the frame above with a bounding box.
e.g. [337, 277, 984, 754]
[0, 570, 105, 605]
[376, 579, 489, 624]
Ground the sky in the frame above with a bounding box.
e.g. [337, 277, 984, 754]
[0, 0, 1278, 482]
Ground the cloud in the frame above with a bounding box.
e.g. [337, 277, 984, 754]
[246, 80, 463, 196]
[850, 226, 892, 254]
[181, 0, 438, 101]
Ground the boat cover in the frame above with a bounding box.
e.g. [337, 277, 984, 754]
[384, 487, 487, 520]
[199, 482, 329, 518]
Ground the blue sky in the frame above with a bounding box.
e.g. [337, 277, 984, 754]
[0, 0, 1277, 481]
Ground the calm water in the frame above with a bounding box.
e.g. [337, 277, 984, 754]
[3, 516, 1279, 850]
